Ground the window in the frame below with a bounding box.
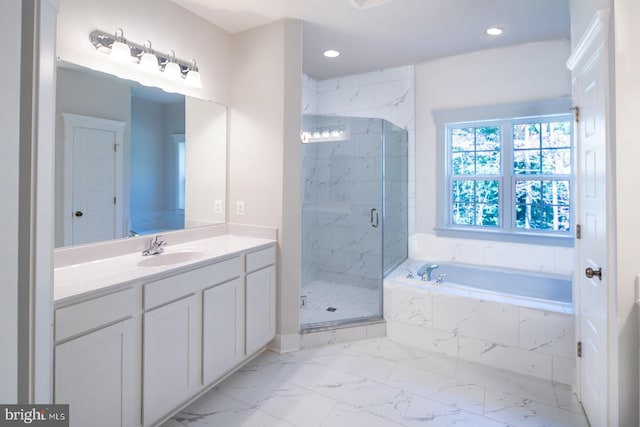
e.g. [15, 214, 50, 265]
[434, 99, 574, 246]
[172, 133, 186, 211]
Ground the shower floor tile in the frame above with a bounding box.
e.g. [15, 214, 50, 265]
[162, 337, 589, 427]
[300, 280, 381, 326]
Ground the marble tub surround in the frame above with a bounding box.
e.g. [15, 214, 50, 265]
[54, 224, 276, 303]
[384, 263, 576, 385]
[162, 336, 588, 427]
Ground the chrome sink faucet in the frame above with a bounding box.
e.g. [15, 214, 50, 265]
[142, 235, 166, 256]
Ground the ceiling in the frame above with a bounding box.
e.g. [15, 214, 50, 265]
[171, 0, 570, 80]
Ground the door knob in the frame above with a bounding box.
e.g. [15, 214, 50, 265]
[585, 267, 602, 280]
[74, 211, 84, 217]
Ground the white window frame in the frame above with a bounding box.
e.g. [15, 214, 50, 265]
[433, 98, 574, 247]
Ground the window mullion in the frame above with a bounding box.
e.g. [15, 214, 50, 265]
[502, 122, 514, 231]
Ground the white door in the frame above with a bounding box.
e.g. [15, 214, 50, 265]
[570, 13, 610, 427]
[72, 127, 117, 245]
[63, 114, 126, 246]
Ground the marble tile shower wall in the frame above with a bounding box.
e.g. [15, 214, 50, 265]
[302, 66, 416, 235]
[383, 125, 409, 274]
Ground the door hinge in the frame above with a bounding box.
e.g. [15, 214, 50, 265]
[576, 224, 581, 239]
[577, 341, 582, 358]
[572, 106, 580, 123]
[113, 196, 117, 205]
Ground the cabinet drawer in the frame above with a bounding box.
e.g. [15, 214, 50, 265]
[55, 287, 138, 342]
[246, 246, 276, 273]
[144, 257, 242, 310]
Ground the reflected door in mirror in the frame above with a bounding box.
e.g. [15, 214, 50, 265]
[62, 113, 127, 246]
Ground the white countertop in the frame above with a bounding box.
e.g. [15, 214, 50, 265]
[54, 234, 275, 304]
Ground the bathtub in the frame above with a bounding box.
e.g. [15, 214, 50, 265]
[410, 260, 572, 304]
[383, 260, 575, 384]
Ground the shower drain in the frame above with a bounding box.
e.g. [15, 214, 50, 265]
[326, 307, 337, 312]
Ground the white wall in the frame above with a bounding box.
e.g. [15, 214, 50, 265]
[613, 0, 640, 424]
[1, 0, 58, 402]
[413, 40, 574, 274]
[185, 98, 227, 227]
[0, 0, 23, 403]
[228, 20, 302, 344]
[56, 0, 230, 105]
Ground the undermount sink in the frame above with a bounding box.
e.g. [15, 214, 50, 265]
[138, 251, 205, 267]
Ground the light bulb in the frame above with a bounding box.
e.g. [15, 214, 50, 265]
[163, 51, 182, 81]
[139, 41, 159, 73]
[110, 28, 133, 62]
[164, 62, 182, 80]
[139, 52, 159, 72]
[185, 69, 202, 88]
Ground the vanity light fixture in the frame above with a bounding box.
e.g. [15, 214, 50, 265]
[301, 126, 349, 143]
[89, 29, 202, 87]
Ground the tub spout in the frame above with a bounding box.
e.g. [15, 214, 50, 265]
[417, 264, 439, 281]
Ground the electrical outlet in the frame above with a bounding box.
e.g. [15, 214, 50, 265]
[236, 200, 245, 216]
[214, 200, 222, 214]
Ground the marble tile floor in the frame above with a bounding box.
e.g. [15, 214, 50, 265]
[162, 337, 590, 427]
[300, 280, 381, 327]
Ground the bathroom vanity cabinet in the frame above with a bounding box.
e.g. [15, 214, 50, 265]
[53, 239, 276, 427]
[54, 288, 142, 427]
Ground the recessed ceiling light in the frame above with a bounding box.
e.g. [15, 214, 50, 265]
[486, 27, 504, 36]
[347, 0, 393, 10]
[323, 49, 340, 58]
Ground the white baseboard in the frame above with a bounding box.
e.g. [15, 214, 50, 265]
[267, 333, 301, 353]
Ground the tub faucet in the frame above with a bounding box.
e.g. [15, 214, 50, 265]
[143, 235, 166, 256]
[435, 273, 447, 284]
[418, 264, 439, 281]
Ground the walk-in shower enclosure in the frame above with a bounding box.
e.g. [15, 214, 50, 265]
[301, 114, 408, 330]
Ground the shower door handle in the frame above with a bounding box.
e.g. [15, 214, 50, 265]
[370, 208, 379, 228]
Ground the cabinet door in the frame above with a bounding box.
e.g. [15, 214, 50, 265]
[246, 265, 276, 355]
[55, 317, 139, 427]
[143, 294, 200, 427]
[202, 278, 244, 385]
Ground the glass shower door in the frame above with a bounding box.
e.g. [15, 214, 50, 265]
[300, 115, 384, 329]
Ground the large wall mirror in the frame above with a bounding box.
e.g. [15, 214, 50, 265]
[54, 62, 227, 248]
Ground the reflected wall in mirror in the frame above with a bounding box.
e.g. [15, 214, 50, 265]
[54, 63, 227, 248]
